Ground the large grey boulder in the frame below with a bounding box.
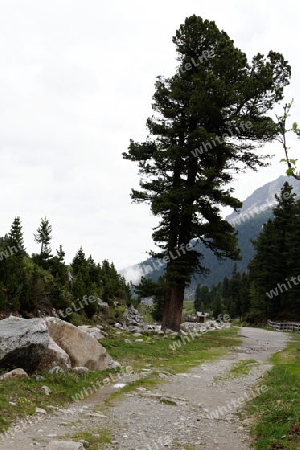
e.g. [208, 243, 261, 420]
[0, 316, 49, 374]
[38, 336, 71, 371]
[44, 317, 114, 371]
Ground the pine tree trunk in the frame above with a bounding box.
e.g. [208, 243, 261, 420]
[161, 284, 184, 332]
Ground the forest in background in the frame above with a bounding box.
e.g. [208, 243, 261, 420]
[1, 181, 300, 325]
[192, 182, 300, 323]
[0, 216, 131, 323]
[135, 182, 300, 324]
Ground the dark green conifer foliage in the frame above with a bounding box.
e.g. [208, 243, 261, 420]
[135, 276, 164, 321]
[7, 216, 26, 255]
[194, 284, 211, 312]
[34, 217, 53, 267]
[248, 182, 300, 320]
[123, 15, 291, 330]
[0, 218, 27, 310]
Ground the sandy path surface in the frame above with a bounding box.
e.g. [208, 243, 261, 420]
[0, 327, 289, 449]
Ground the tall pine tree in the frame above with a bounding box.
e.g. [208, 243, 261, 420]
[123, 15, 291, 331]
[34, 217, 52, 266]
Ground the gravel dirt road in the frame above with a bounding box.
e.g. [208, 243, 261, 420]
[0, 327, 290, 449]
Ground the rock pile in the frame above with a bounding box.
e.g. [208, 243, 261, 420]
[180, 320, 229, 333]
[115, 305, 148, 333]
[125, 305, 145, 332]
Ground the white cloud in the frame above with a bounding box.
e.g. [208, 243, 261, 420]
[0, 0, 299, 271]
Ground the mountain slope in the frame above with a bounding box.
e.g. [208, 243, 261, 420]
[122, 176, 300, 294]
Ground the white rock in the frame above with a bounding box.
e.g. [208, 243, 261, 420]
[36, 407, 47, 414]
[48, 366, 64, 374]
[45, 441, 84, 449]
[78, 326, 105, 340]
[0, 368, 29, 381]
[73, 366, 89, 374]
[107, 359, 121, 370]
[41, 385, 52, 395]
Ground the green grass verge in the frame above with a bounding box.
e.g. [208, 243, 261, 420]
[215, 359, 258, 381]
[100, 327, 239, 374]
[68, 429, 112, 449]
[0, 326, 239, 436]
[0, 369, 117, 434]
[246, 334, 300, 450]
[182, 300, 196, 316]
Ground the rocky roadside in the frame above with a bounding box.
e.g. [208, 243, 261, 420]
[0, 327, 289, 450]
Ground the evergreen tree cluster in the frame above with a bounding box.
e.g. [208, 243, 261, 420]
[134, 276, 165, 322]
[194, 266, 250, 320]
[193, 182, 300, 323]
[248, 182, 300, 321]
[0, 217, 131, 319]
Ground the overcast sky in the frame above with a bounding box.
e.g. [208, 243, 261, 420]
[0, 0, 299, 272]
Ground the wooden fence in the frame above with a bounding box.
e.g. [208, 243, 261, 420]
[267, 320, 300, 333]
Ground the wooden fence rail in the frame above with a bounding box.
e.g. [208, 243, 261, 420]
[267, 320, 300, 333]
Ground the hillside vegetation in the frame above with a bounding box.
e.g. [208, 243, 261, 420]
[0, 216, 131, 323]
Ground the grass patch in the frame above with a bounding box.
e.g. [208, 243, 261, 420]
[100, 326, 240, 374]
[105, 376, 160, 406]
[215, 359, 258, 381]
[69, 428, 112, 449]
[182, 300, 196, 316]
[0, 368, 121, 434]
[246, 334, 300, 450]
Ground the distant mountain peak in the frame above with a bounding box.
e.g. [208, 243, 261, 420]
[226, 175, 300, 223]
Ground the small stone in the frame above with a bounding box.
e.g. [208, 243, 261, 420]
[88, 413, 107, 418]
[49, 366, 64, 374]
[158, 373, 169, 379]
[41, 385, 52, 395]
[0, 368, 29, 380]
[36, 407, 47, 414]
[72, 367, 89, 374]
